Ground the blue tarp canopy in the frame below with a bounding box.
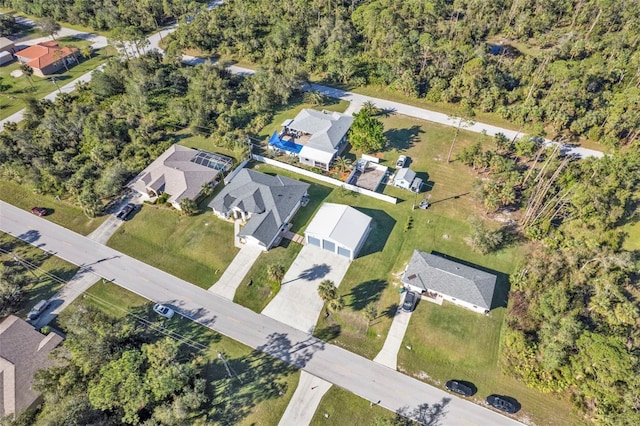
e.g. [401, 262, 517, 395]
[269, 131, 303, 154]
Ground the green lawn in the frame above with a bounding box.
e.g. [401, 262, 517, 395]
[622, 219, 640, 251]
[0, 180, 107, 235]
[107, 203, 239, 289]
[398, 301, 583, 425]
[1, 232, 79, 318]
[176, 131, 246, 162]
[0, 40, 113, 120]
[62, 282, 300, 425]
[311, 386, 405, 425]
[234, 240, 303, 312]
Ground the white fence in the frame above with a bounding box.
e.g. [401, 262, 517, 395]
[252, 154, 397, 204]
[224, 159, 250, 184]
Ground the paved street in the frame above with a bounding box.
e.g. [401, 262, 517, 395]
[0, 200, 523, 425]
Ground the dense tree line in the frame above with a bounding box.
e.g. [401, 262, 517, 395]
[1, 0, 207, 32]
[169, 0, 640, 147]
[0, 53, 299, 216]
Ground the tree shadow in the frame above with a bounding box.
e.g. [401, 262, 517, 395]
[296, 263, 331, 282]
[394, 398, 451, 425]
[354, 208, 396, 257]
[384, 303, 399, 319]
[17, 229, 40, 244]
[314, 324, 341, 342]
[384, 125, 423, 152]
[348, 279, 388, 311]
[256, 332, 326, 369]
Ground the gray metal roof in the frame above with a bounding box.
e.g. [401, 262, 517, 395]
[209, 169, 310, 246]
[395, 167, 416, 183]
[287, 109, 354, 152]
[401, 251, 496, 310]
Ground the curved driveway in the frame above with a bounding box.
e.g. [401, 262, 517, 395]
[0, 201, 523, 426]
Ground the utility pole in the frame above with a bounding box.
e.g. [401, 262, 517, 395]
[12, 253, 40, 280]
[217, 352, 243, 383]
[50, 77, 62, 94]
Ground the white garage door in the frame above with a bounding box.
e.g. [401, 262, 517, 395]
[308, 236, 321, 247]
[322, 240, 335, 252]
[337, 246, 351, 258]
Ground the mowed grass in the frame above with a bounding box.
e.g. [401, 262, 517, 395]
[234, 240, 303, 312]
[310, 386, 402, 425]
[175, 131, 245, 162]
[622, 219, 640, 251]
[107, 204, 239, 289]
[0, 232, 79, 317]
[63, 282, 300, 425]
[0, 41, 113, 120]
[0, 180, 107, 235]
[398, 302, 583, 425]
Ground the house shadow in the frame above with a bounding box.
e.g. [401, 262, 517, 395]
[348, 279, 387, 311]
[431, 251, 511, 310]
[384, 125, 423, 152]
[354, 208, 396, 257]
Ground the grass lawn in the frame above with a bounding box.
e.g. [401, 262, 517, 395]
[310, 386, 403, 425]
[234, 239, 303, 312]
[107, 203, 239, 289]
[62, 282, 300, 425]
[398, 301, 583, 425]
[0, 232, 79, 318]
[0, 180, 107, 235]
[622, 219, 640, 251]
[175, 130, 246, 162]
[0, 40, 113, 120]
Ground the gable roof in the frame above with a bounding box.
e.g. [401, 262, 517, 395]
[209, 169, 310, 246]
[395, 167, 416, 183]
[287, 109, 354, 152]
[132, 145, 229, 205]
[402, 251, 496, 310]
[15, 41, 77, 70]
[305, 203, 372, 250]
[0, 316, 63, 417]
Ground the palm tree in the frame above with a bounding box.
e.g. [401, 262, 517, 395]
[363, 302, 378, 326]
[317, 279, 337, 302]
[360, 100, 379, 116]
[267, 264, 285, 284]
[20, 64, 34, 89]
[327, 296, 344, 313]
[334, 156, 352, 174]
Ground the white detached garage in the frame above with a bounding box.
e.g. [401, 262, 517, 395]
[304, 203, 372, 261]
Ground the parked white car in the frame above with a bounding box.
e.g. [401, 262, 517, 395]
[396, 155, 407, 168]
[153, 303, 175, 319]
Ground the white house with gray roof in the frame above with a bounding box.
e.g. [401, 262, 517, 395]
[393, 167, 423, 192]
[401, 250, 497, 314]
[304, 203, 372, 261]
[131, 145, 233, 210]
[209, 169, 310, 250]
[269, 109, 354, 170]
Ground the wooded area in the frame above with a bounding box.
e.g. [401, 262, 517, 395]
[168, 0, 640, 148]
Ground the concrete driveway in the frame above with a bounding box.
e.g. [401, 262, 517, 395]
[208, 244, 262, 300]
[261, 245, 351, 334]
[374, 305, 413, 369]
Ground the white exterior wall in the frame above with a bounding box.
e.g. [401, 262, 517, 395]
[394, 179, 411, 189]
[404, 284, 488, 314]
[306, 233, 355, 260]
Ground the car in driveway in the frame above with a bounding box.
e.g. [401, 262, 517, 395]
[31, 207, 48, 216]
[445, 380, 474, 397]
[116, 203, 136, 220]
[27, 299, 49, 321]
[401, 290, 418, 312]
[153, 303, 175, 319]
[486, 395, 517, 413]
[396, 155, 407, 168]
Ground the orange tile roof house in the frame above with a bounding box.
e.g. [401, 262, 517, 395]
[0, 315, 63, 418]
[14, 41, 78, 77]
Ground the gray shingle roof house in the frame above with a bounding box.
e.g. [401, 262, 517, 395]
[0, 316, 63, 418]
[272, 109, 354, 170]
[304, 203, 372, 261]
[209, 169, 310, 250]
[132, 145, 233, 210]
[401, 251, 497, 314]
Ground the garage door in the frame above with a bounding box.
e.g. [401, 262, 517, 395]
[337, 246, 351, 258]
[322, 240, 335, 252]
[308, 236, 321, 247]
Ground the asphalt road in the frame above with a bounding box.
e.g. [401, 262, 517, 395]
[0, 201, 523, 425]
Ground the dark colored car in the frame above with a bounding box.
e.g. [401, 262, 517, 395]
[445, 380, 474, 397]
[401, 291, 418, 312]
[116, 203, 136, 220]
[31, 207, 48, 216]
[486, 395, 517, 414]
